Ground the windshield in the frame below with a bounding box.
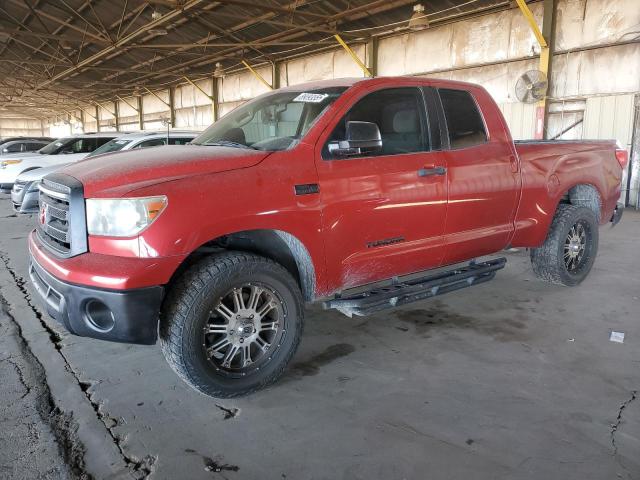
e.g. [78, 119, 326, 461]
[38, 137, 74, 155]
[191, 87, 347, 151]
[87, 138, 132, 158]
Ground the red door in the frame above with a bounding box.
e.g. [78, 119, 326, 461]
[314, 86, 448, 292]
[436, 87, 520, 265]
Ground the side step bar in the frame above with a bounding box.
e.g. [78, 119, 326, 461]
[322, 258, 507, 317]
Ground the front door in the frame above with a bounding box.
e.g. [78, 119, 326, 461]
[315, 86, 448, 291]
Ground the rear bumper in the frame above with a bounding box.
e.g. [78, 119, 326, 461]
[611, 202, 624, 226]
[29, 253, 163, 345]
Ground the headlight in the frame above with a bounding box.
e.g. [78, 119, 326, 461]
[86, 196, 168, 237]
[1, 159, 22, 168]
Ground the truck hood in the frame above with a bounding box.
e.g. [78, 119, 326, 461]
[60, 145, 270, 197]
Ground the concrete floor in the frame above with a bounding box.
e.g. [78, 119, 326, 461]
[0, 196, 638, 480]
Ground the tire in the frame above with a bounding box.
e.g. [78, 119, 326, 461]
[530, 204, 599, 286]
[160, 251, 304, 398]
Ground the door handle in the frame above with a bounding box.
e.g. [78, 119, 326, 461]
[418, 166, 447, 177]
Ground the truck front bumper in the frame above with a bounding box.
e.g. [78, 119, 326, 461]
[29, 251, 164, 345]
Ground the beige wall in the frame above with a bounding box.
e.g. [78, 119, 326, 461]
[0, 117, 43, 138]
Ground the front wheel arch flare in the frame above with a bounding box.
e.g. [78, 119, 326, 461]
[172, 229, 317, 302]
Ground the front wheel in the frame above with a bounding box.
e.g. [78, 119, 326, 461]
[160, 252, 304, 398]
[530, 204, 599, 286]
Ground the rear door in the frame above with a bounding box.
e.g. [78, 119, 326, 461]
[315, 85, 448, 290]
[436, 87, 520, 264]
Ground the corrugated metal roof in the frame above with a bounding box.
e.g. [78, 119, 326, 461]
[0, 0, 510, 118]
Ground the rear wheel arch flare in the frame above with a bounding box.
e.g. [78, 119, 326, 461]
[565, 184, 602, 222]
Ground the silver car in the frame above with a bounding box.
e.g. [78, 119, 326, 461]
[12, 130, 199, 214]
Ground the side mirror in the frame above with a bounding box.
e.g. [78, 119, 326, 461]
[328, 121, 382, 157]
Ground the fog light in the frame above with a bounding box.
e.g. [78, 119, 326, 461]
[84, 300, 115, 332]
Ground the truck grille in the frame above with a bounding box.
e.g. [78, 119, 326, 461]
[36, 174, 87, 258]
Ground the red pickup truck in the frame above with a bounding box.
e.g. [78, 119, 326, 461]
[28, 77, 626, 398]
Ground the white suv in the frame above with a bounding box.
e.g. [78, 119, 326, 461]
[11, 131, 199, 213]
[0, 133, 117, 193]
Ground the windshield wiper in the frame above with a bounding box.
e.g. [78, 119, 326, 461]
[201, 140, 258, 150]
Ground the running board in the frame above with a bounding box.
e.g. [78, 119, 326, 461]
[322, 258, 507, 317]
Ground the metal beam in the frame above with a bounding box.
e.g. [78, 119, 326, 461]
[143, 87, 170, 108]
[514, 0, 547, 48]
[116, 95, 138, 113]
[241, 60, 273, 90]
[36, 0, 206, 88]
[334, 34, 372, 77]
[183, 75, 217, 121]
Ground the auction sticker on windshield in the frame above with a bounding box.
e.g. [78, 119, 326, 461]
[293, 93, 329, 103]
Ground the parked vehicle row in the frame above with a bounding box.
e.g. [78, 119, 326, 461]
[9, 131, 198, 213]
[18, 77, 626, 399]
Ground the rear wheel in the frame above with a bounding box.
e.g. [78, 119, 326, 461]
[160, 252, 304, 398]
[530, 204, 598, 286]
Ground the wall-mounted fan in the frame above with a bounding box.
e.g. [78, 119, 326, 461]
[515, 70, 548, 103]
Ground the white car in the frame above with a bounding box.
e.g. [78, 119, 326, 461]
[85, 130, 198, 158]
[0, 133, 117, 193]
[11, 131, 199, 213]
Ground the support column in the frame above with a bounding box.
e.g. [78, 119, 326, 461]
[212, 77, 219, 122]
[95, 105, 100, 132]
[515, 0, 556, 139]
[540, 0, 557, 139]
[271, 61, 281, 90]
[137, 95, 144, 130]
[367, 37, 379, 77]
[168, 87, 176, 128]
[114, 101, 120, 132]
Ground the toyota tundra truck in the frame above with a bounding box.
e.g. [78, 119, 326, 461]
[28, 77, 627, 398]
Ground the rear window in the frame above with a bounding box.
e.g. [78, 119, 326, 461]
[439, 89, 487, 149]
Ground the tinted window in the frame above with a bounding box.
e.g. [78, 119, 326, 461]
[60, 138, 91, 153]
[4, 143, 23, 153]
[134, 138, 166, 149]
[325, 88, 428, 159]
[27, 143, 45, 151]
[95, 137, 114, 148]
[438, 89, 487, 149]
[87, 138, 132, 157]
[40, 138, 73, 155]
[168, 137, 195, 145]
